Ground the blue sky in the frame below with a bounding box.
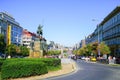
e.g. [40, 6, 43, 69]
[1, 0, 120, 47]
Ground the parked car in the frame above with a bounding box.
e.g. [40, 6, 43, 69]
[90, 57, 97, 62]
[85, 57, 90, 61]
[81, 56, 86, 60]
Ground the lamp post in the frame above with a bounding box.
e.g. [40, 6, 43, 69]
[97, 25, 101, 58]
[92, 19, 101, 58]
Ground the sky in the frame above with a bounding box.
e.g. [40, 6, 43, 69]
[0, 0, 120, 47]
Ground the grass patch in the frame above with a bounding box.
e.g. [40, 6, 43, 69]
[47, 65, 61, 71]
[108, 64, 120, 66]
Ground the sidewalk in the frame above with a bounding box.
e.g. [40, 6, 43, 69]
[13, 59, 76, 80]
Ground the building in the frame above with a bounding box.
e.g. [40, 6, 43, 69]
[85, 6, 120, 57]
[86, 25, 103, 45]
[22, 29, 48, 51]
[48, 41, 55, 50]
[0, 12, 23, 45]
[101, 6, 120, 57]
[79, 39, 86, 48]
[22, 29, 36, 48]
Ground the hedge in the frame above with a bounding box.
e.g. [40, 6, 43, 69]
[0, 58, 5, 71]
[1, 58, 61, 79]
[39, 58, 61, 71]
[4, 58, 61, 70]
[1, 61, 48, 79]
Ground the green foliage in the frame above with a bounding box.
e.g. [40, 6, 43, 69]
[78, 47, 86, 56]
[63, 50, 67, 53]
[19, 46, 29, 56]
[5, 44, 29, 57]
[1, 59, 48, 79]
[74, 41, 111, 57]
[98, 42, 110, 55]
[0, 34, 6, 53]
[4, 58, 61, 71]
[73, 50, 78, 55]
[0, 72, 1, 80]
[86, 44, 92, 54]
[91, 42, 99, 54]
[47, 65, 61, 71]
[0, 59, 5, 71]
[2, 62, 47, 79]
[39, 58, 61, 67]
[47, 50, 61, 55]
[40, 58, 61, 71]
[1, 58, 61, 79]
[5, 44, 17, 56]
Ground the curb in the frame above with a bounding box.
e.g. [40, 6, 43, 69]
[13, 60, 77, 80]
[43, 61, 77, 80]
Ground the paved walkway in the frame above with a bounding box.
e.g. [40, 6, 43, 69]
[12, 58, 76, 80]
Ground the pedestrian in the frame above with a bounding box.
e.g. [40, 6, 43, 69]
[108, 56, 112, 64]
[113, 56, 116, 64]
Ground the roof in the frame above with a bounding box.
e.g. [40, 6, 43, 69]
[101, 6, 120, 25]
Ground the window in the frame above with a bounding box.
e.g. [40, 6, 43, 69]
[0, 20, 1, 26]
[119, 25, 120, 32]
[116, 26, 119, 33]
[118, 12, 120, 21]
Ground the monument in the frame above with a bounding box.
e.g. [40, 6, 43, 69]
[29, 25, 43, 58]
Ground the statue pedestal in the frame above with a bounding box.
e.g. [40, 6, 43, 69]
[29, 40, 43, 58]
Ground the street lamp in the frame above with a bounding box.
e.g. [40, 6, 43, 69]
[92, 19, 101, 58]
[97, 25, 101, 58]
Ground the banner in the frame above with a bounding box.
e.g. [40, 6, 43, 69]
[7, 24, 11, 45]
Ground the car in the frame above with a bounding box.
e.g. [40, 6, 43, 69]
[90, 57, 97, 62]
[81, 57, 86, 60]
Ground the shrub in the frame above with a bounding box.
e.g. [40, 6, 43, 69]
[1, 60, 48, 79]
[1, 58, 61, 79]
[39, 58, 61, 66]
[4, 58, 61, 71]
[0, 58, 5, 71]
[39, 58, 61, 71]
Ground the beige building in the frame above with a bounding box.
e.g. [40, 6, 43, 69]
[22, 29, 36, 48]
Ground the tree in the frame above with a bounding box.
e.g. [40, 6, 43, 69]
[73, 50, 78, 55]
[91, 42, 99, 56]
[54, 50, 61, 55]
[74, 42, 111, 58]
[0, 34, 6, 54]
[20, 46, 29, 56]
[63, 50, 67, 53]
[77, 47, 90, 56]
[86, 44, 92, 54]
[5, 44, 17, 56]
[77, 47, 85, 56]
[16, 46, 21, 55]
[97, 42, 111, 55]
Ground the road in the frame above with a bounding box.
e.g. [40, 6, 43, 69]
[44, 59, 120, 80]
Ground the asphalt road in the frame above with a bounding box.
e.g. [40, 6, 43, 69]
[44, 59, 120, 80]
